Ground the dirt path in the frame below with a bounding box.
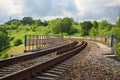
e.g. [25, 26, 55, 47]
[59, 41, 120, 80]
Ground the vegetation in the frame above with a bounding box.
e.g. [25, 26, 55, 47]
[13, 39, 23, 46]
[0, 30, 9, 51]
[0, 16, 120, 59]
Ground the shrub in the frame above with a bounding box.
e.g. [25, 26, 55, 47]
[13, 39, 23, 46]
[0, 31, 9, 51]
[10, 37, 14, 41]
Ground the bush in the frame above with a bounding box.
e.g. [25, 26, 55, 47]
[10, 37, 14, 41]
[0, 31, 9, 50]
[13, 39, 23, 46]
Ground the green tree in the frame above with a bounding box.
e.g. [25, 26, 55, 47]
[49, 18, 63, 34]
[43, 20, 48, 26]
[98, 20, 112, 36]
[34, 19, 42, 27]
[0, 27, 8, 34]
[49, 17, 75, 35]
[62, 17, 73, 34]
[116, 16, 120, 27]
[80, 21, 92, 36]
[89, 21, 98, 36]
[21, 17, 34, 25]
[5, 19, 21, 26]
[0, 31, 9, 50]
[89, 27, 97, 36]
[111, 27, 120, 37]
[92, 21, 98, 29]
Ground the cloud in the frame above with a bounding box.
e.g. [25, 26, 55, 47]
[0, 0, 23, 15]
[75, 0, 120, 22]
[0, 0, 120, 24]
[22, 0, 78, 19]
[107, 0, 120, 7]
[0, 0, 24, 23]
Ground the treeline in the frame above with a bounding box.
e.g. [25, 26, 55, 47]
[1, 16, 120, 36]
[4, 17, 48, 30]
[0, 16, 120, 52]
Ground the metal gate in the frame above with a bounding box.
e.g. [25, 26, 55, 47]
[24, 35, 64, 52]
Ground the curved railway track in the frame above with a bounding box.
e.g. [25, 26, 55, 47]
[0, 41, 87, 80]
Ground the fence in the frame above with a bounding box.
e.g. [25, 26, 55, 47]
[24, 35, 64, 52]
[110, 34, 118, 56]
[64, 36, 110, 45]
[24, 35, 119, 56]
[64, 35, 119, 56]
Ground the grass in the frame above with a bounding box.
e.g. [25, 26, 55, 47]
[0, 27, 46, 58]
[8, 30, 36, 45]
[7, 44, 24, 56]
[0, 47, 11, 59]
[0, 44, 24, 59]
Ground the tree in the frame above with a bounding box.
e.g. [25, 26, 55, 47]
[43, 20, 48, 26]
[89, 27, 97, 36]
[92, 21, 98, 29]
[80, 21, 92, 36]
[116, 16, 120, 27]
[62, 17, 72, 34]
[34, 19, 42, 27]
[98, 20, 109, 30]
[0, 27, 8, 34]
[98, 20, 112, 36]
[49, 17, 75, 35]
[89, 21, 98, 36]
[111, 27, 120, 37]
[5, 19, 21, 26]
[49, 18, 63, 34]
[21, 17, 34, 25]
[0, 31, 9, 50]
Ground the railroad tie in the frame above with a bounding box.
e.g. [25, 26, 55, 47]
[36, 76, 55, 80]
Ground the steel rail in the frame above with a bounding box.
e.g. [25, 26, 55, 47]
[0, 41, 87, 80]
[0, 41, 77, 68]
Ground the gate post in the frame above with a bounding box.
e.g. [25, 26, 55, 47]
[110, 34, 119, 56]
[24, 34, 27, 52]
[110, 34, 113, 47]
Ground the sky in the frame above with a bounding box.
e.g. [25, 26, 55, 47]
[0, 0, 120, 24]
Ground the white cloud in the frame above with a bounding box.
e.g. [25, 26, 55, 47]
[75, 0, 108, 15]
[0, 0, 23, 15]
[0, 0, 120, 24]
[107, 0, 120, 7]
[74, 0, 120, 22]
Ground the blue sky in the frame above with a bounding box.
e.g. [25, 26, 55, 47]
[0, 0, 120, 24]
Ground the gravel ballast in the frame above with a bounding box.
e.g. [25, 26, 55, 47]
[59, 41, 120, 80]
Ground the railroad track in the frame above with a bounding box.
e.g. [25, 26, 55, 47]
[0, 41, 87, 80]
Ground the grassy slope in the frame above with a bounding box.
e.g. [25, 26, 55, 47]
[0, 48, 11, 57]
[5, 26, 49, 56]
[7, 44, 24, 56]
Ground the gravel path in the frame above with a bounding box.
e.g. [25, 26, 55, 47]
[59, 41, 120, 80]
